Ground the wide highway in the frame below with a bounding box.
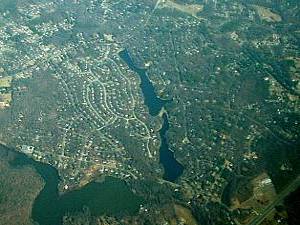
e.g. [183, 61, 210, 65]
[247, 176, 300, 225]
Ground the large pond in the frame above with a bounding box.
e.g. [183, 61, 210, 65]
[119, 49, 184, 182]
[4, 145, 143, 225]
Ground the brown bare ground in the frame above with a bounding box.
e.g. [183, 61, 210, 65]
[253, 5, 282, 22]
[158, 0, 204, 18]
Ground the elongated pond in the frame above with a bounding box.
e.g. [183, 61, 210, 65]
[119, 49, 184, 182]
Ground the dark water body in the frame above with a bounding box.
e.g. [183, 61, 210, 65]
[119, 49, 184, 182]
[159, 113, 184, 182]
[118, 49, 169, 116]
[3, 145, 143, 225]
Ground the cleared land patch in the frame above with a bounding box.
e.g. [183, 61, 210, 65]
[0, 76, 12, 88]
[173, 204, 198, 225]
[158, 0, 204, 18]
[0, 93, 12, 109]
[253, 5, 282, 22]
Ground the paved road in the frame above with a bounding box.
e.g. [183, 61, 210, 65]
[247, 176, 300, 225]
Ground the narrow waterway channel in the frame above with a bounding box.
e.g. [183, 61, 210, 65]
[119, 49, 184, 182]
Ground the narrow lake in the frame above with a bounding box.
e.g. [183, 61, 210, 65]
[119, 49, 184, 182]
[118, 49, 168, 116]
